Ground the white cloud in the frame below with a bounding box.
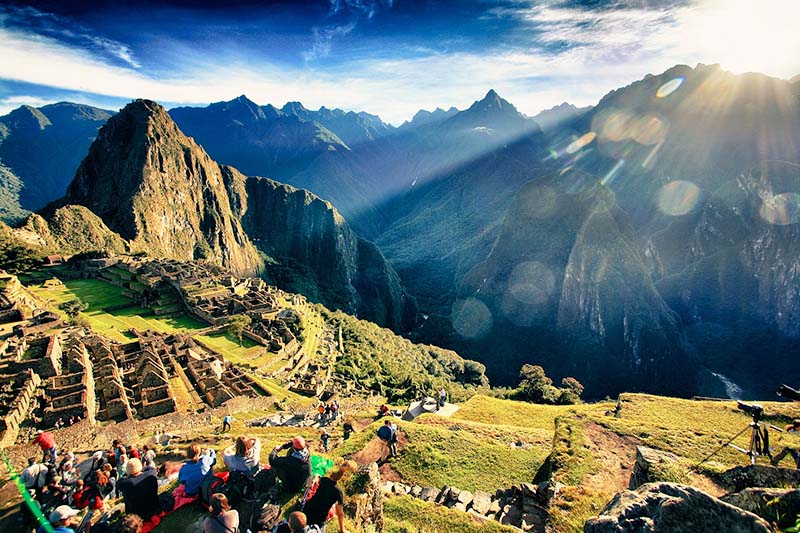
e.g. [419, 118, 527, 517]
[303, 23, 356, 62]
[0, 95, 53, 115]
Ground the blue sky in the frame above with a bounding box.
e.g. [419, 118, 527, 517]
[1, 0, 799, 124]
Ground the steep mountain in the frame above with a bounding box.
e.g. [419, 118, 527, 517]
[16, 205, 128, 255]
[223, 170, 416, 330]
[281, 101, 394, 147]
[169, 96, 349, 180]
[0, 102, 113, 211]
[59, 99, 263, 276]
[0, 164, 29, 224]
[531, 102, 592, 131]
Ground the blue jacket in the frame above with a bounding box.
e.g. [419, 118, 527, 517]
[178, 449, 216, 495]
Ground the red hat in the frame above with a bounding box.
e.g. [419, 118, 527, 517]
[292, 436, 305, 450]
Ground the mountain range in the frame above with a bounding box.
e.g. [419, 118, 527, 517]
[1, 63, 799, 398]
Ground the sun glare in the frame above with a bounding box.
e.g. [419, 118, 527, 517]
[676, 0, 800, 78]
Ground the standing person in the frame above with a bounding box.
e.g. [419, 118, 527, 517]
[342, 420, 354, 441]
[221, 415, 234, 433]
[21, 457, 49, 498]
[178, 444, 217, 496]
[319, 430, 330, 453]
[376, 420, 397, 460]
[303, 460, 356, 533]
[116, 458, 161, 521]
[223, 436, 261, 475]
[268, 437, 311, 494]
[203, 493, 239, 533]
[34, 430, 57, 464]
[438, 387, 447, 410]
[38, 505, 80, 533]
[317, 404, 326, 423]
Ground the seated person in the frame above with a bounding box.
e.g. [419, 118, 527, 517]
[223, 436, 261, 476]
[178, 444, 217, 496]
[268, 436, 311, 494]
[116, 458, 161, 521]
[39, 504, 79, 533]
[203, 493, 239, 533]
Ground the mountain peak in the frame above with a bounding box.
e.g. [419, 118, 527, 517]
[4, 105, 52, 131]
[469, 89, 514, 114]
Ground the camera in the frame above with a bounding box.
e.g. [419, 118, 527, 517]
[777, 384, 800, 402]
[737, 401, 764, 420]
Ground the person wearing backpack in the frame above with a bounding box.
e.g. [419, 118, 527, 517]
[302, 460, 356, 533]
[223, 436, 261, 476]
[204, 493, 239, 533]
[376, 420, 397, 460]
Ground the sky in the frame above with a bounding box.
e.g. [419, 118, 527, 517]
[1, 0, 799, 125]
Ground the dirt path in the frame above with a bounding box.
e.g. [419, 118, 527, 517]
[583, 422, 641, 492]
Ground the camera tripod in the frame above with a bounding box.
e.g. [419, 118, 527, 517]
[696, 404, 783, 468]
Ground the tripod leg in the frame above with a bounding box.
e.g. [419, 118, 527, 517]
[695, 424, 753, 469]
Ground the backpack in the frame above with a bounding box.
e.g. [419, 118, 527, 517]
[200, 474, 226, 507]
[377, 425, 393, 442]
[222, 470, 255, 507]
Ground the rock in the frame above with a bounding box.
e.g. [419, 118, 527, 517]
[584, 482, 772, 533]
[409, 485, 423, 498]
[436, 486, 454, 504]
[457, 489, 473, 505]
[488, 499, 501, 514]
[380, 481, 394, 495]
[629, 446, 682, 489]
[348, 462, 384, 530]
[716, 464, 800, 493]
[419, 486, 439, 502]
[453, 501, 468, 512]
[721, 488, 800, 530]
[470, 490, 493, 515]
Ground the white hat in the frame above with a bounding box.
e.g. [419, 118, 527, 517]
[92, 450, 104, 460]
[36, 429, 43, 434]
[49, 505, 79, 523]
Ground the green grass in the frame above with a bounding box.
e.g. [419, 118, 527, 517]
[384, 496, 518, 533]
[453, 394, 612, 431]
[195, 332, 265, 365]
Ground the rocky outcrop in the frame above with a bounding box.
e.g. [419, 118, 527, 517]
[228, 174, 416, 330]
[715, 464, 800, 493]
[584, 482, 772, 533]
[17, 206, 128, 256]
[61, 99, 262, 277]
[722, 488, 800, 530]
[629, 446, 683, 489]
[349, 462, 384, 530]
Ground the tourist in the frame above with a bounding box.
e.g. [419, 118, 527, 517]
[303, 460, 357, 533]
[117, 453, 128, 479]
[438, 387, 447, 409]
[376, 420, 397, 460]
[101, 463, 117, 497]
[286, 511, 322, 532]
[319, 430, 330, 452]
[317, 404, 326, 422]
[21, 457, 49, 498]
[329, 400, 339, 420]
[70, 479, 103, 511]
[33, 429, 57, 464]
[141, 445, 156, 470]
[223, 436, 261, 475]
[342, 420, 354, 441]
[377, 404, 389, 418]
[116, 458, 161, 521]
[39, 504, 80, 533]
[269, 436, 311, 494]
[178, 444, 217, 496]
[203, 493, 239, 533]
[221, 414, 234, 433]
[55, 417, 65, 430]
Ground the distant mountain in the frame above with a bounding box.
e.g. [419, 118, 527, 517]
[280, 101, 394, 147]
[170, 95, 349, 181]
[400, 106, 459, 130]
[0, 102, 112, 214]
[531, 102, 592, 131]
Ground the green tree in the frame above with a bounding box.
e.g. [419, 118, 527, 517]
[59, 299, 88, 321]
[517, 364, 559, 403]
[558, 376, 585, 405]
[227, 314, 252, 346]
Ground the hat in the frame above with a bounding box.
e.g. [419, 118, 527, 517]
[292, 436, 305, 450]
[49, 505, 79, 523]
[36, 430, 43, 434]
[126, 458, 143, 476]
[92, 450, 104, 460]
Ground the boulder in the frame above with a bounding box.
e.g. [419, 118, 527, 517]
[470, 490, 493, 515]
[629, 446, 682, 489]
[584, 482, 772, 533]
[721, 488, 800, 530]
[457, 489, 473, 505]
[716, 464, 800, 493]
[419, 486, 439, 502]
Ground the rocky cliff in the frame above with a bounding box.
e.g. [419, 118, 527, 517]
[224, 171, 416, 330]
[61, 99, 262, 277]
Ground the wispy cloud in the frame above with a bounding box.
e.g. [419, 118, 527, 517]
[303, 23, 356, 62]
[0, 95, 54, 115]
[328, 0, 393, 19]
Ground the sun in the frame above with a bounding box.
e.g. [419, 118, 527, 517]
[674, 0, 800, 79]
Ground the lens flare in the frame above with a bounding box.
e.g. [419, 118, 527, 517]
[507, 261, 556, 305]
[566, 132, 596, 154]
[631, 114, 668, 145]
[657, 180, 702, 216]
[598, 111, 634, 142]
[451, 298, 493, 339]
[656, 77, 684, 98]
[759, 193, 800, 225]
